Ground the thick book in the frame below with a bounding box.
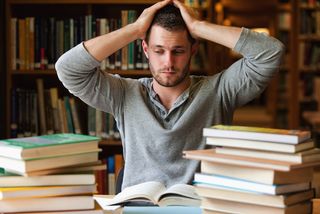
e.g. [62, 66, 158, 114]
[194, 173, 311, 195]
[98, 181, 201, 207]
[0, 195, 94, 213]
[206, 137, 314, 153]
[0, 133, 100, 159]
[203, 125, 311, 144]
[201, 197, 311, 214]
[195, 184, 314, 208]
[183, 149, 320, 171]
[0, 173, 96, 187]
[200, 161, 313, 185]
[215, 147, 320, 163]
[0, 184, 97, 199]
[0, 151, 100, 175]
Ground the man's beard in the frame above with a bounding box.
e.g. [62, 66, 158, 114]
[149, 59, 191, 87]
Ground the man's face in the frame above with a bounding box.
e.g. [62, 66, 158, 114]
[142, 25, 196, 87]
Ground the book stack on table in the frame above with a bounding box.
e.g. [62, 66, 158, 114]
[183, 125, 320, 214]
[0, 133, 106, 213]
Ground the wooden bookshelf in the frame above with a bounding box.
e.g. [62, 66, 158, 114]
[0, 0, 5, 139]
[214, 0, 284, 128]
[288, 0, 320, 130]
[4, 0, 213, 195]
[4, 0, 213, 141]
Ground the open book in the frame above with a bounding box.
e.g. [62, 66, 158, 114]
[95, 181, 201, 207]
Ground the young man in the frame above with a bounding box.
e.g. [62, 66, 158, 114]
[55, 0, 284, 190]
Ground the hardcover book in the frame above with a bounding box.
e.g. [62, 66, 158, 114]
[200, 161, 313, 185]
[0, 184, 97, 200]
[203, 125, 311, 144]
[183, 149, 320, 171]
[0, 151, 100, 175]
[0, 196, 95, 213]
[215, 147, 320, 163]
[205, 137, 314, 153]
[0, 133, 100, 159]
[194, 173, 311, 195]
[201, 197, 311, 214]
[0, 173, 96, 187]
[195, 184, 314, 208]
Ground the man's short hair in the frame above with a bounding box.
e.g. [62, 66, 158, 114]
[145, 4, 196, 44]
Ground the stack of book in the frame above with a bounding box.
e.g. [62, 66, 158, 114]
[184, 125, 320, 214]
[0, 133, 106, 213]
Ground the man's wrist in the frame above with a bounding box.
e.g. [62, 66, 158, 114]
[191, 20, 206, 39]
[130, 22, 146, 40]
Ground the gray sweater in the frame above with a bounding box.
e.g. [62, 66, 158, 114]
[55, 28, 284, 189]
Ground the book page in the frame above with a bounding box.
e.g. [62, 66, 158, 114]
[101, 181, 166, 205]
[157, 184, 200, 207]
[158, 184, 200, 200]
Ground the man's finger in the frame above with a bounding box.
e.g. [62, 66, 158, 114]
[150, 0, 172, 11]
[172, 0, 183, 8]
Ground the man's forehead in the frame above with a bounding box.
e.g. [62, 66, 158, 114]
[148, 26, 190, 47]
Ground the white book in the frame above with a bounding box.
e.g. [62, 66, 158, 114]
[202, 197, 311, 214]
[194, 173, 310, 195]
[200, 161, 313, 185]
[195, 184, 314, 208]
[206, 137, 314, 153]
[0, 151, 100, 175]
[215, 147, 320, 163]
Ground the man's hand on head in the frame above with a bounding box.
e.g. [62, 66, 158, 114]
[134, 0, 172, 40]
[173, 0, 200, 39]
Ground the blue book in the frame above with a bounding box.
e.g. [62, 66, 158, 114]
[123, 206, 201, 214]
[194, 173, 311, 195]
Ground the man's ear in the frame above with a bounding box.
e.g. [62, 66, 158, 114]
[142, 40, 149, 59]
[191, 41, 199, 56]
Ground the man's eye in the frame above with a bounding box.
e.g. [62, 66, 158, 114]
[173, 50, 185, 55]
[154, 50, 164, 54]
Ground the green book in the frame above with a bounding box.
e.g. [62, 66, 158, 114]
[0, 133, 100, 160]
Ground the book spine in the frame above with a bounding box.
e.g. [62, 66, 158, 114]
[36, 79, 47, 135]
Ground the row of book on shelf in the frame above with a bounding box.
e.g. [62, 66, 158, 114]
[11, 9, 207, 72]
[0, 133, 108, 213]
[11, 79, 120, 139]
[10, 11, 148, 71]
[300, 7, 320, 36]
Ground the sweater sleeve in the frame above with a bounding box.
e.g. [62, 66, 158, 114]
[55, 43, 125, 114]
[217, 28, 285, 109]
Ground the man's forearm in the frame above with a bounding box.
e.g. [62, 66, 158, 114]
[84, 23, 140, 62]
[193, 21, 242, 49]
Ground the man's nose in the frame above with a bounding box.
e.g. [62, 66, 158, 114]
[164, 52, 174, 68]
